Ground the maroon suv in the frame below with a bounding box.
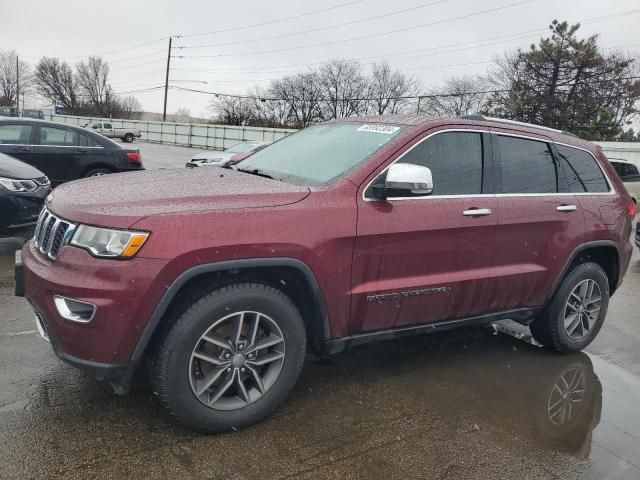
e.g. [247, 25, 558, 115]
[15, 115, 635, 433]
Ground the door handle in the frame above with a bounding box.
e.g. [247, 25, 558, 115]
[556, 205, 577, 212]
[14, 146, 30, 152]
[463, 208, 492, 217]
[75, 149, 89, 153]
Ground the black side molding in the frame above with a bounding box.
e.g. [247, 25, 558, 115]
[546, 240, 621, 302]
[320, 308, 540, 356]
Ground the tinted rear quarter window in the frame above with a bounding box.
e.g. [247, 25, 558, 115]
[610, 161, 639, 180]
[497, 136, 557, 193]
[556, 145, 609, 193]
[396, 131, 484, 195]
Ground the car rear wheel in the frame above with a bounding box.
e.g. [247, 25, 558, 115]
[84, 167, 112, 177]
[152, 283, 306, 434]
[123, 133, 134, 143]
[530, 262, 609, 353]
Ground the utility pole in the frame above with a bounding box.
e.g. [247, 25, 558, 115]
[16, 55, 20, 116]
[162, 37, 172, 122]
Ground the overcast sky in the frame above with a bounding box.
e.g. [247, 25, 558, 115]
[2, 0, 639, 116]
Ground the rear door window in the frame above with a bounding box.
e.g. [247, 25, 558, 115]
[556, 145, 609, 193]
[497, 136, 557, 194]
[40, 126, 86, 147]
[0, 124, 33, 144]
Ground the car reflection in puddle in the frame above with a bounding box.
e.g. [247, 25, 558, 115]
[332, 322, 639, 478]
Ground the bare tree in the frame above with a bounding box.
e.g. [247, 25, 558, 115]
[269, 72, 324, 127]
[210, 95, 255, 125]
[245, 87, 288, 127]
[34, 57, 79, 112]
[119, 96, 142, 119]
[174, 107, 191, 122]
[368, 60, 420, 115]
[76, 56, 115, 116]
[0, 50, 30, 107]
[318, 59, 368, 119]
[421, 75, 491, 116]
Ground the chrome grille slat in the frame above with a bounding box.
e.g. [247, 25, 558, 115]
[33, 208, 76, 261]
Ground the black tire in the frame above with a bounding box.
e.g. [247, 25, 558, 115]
[530, 262, 609, 353]
[84, 167, 112, 178]
[152, 283, 306, 434]
[123, 133, 134, 143]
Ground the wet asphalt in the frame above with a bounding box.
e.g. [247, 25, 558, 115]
[1, 146, 640, 479]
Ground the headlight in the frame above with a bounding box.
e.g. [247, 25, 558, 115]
[71, 225, 149, 258]
[0, 177, 38, 192]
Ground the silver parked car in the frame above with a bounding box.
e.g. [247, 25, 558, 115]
[188, 141, 271, 167]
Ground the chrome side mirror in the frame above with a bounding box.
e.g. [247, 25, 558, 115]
[373, 163, 433, 199]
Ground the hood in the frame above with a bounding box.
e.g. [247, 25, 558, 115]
[0, 153, 45, 180]
[191, 151, 233, 163]
[47, 167, 310, 228]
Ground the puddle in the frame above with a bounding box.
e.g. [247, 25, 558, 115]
[1, 325, 639, 479]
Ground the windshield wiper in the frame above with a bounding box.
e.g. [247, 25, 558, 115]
[236, 167, 275, 180]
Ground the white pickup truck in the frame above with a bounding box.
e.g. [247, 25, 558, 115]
[86, 122, 142, 143]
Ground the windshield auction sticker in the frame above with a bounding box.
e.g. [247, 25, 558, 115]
[357, 124, 401, 135]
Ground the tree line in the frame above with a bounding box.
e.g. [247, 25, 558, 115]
[211, 21, 640, 141]
[0, 52, 141, 118]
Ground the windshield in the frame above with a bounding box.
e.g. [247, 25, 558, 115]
[238, 122, 406, 186]
[226, 142, 260, 154]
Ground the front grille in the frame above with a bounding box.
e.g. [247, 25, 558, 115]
[34, 208, 76, 260]
[33, 176, 50, 187]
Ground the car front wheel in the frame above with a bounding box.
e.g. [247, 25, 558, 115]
[152, 283, 306, 433]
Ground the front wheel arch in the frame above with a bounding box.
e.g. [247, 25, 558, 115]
[132, 258, 330, 366]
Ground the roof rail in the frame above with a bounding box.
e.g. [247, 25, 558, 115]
[460, 115, 579, 138]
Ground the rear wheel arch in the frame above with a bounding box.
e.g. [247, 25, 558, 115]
[549, 241, 620, 301]
[82, 164, 116, 177]
[133, 258, 330, 364]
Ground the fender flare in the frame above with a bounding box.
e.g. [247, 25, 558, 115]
[547, 240, 620, 303]
[128, 257, 330, 365]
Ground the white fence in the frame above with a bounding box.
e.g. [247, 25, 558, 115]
[46, 114, 297, 151]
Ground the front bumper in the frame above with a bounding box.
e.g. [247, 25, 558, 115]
[32, 304, 129, 392]
[0, 186, 49, 230]
[17, 240, 170, 390]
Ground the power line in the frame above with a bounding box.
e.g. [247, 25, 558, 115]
[107, 49, 167, 64]
[175, 0, 535, 59]
[172, 7, 640, 70]
[171, 60, 493, 78]
[169, 75, 640, 102]
[178, 0, 364, 39]
[177, 0, 448, 49]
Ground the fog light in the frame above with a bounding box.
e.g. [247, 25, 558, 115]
[54, 296, 96, 323]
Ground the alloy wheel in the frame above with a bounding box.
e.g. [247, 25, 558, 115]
[563, 279, 602, 340]
[547, 365, 586, 425]
[189, 311, 285, 411]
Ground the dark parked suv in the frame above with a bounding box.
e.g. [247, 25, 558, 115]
[0, 118, 143, 185]
[15, 115, 634, 433]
